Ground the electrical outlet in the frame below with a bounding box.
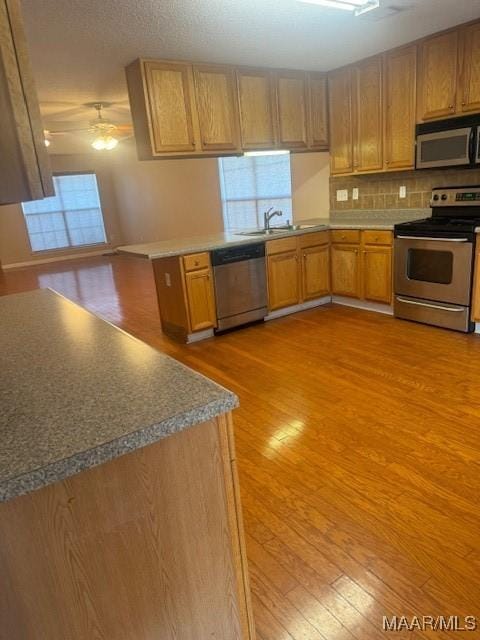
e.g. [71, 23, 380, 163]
[336, 189, 348, 202]
[399, 185, 407, 199]
[165, 273, 171, 287]
[352, 188, 359, 201]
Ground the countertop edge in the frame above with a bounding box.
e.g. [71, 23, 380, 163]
[0, 394, 239, 503]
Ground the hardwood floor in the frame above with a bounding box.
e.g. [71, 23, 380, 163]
[2, 254, 480, 639]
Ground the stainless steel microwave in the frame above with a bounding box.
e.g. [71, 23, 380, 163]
[415, 115, 480, 170]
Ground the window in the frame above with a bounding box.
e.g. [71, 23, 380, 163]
[218, 152, 292, 231]
[22, 173, 107, 252]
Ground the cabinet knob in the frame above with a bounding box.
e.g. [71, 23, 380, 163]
[461, 100, 466, 106]
[194, 260, 199, 266]
[448, 104, 454, 110]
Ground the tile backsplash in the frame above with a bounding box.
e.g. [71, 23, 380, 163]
[330, 167, 480, 211]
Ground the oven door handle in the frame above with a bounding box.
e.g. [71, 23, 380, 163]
[396, 235, 470, 242]
[395, 296, 465, 313]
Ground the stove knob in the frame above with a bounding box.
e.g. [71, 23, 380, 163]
[441, 194, 448, 201]
[433, 194, 439, 201]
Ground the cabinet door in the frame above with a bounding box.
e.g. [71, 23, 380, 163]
[362, 246, 392, 304]
[144, 61, 196, 153]
[331, 244, 360, 298]
[236, 68, 277, 150]
[472, 248, 480, 322]
[267, 251, 300, 310]
[276, 71, 308, 149]
[307, 73, 329, 149]
[418, 31, 458, 121]
[301, 244, 330, 301]
[385, 45, 417, 170]
[354, 56, 383, 173]
[0, 0, 53, 204]
[328, 68, 354, 175]
[460, 23, 480, 114]
[193, 64, 240, 151]
[185, 268, 217, 332]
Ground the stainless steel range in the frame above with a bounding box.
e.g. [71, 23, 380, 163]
[394, 186, 480, 332]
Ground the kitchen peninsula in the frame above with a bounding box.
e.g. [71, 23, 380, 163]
[0, 289, 254, 640]
[118, 211, 424, 343]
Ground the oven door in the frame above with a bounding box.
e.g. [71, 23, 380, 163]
[416, 127, 474, 169]
[394, 236, 473, 306]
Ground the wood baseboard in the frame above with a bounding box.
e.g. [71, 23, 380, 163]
[332, 295, 393, 315]
[264, 296, 331, 321]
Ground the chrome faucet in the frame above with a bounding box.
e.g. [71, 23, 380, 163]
[263, 207, 283, 231]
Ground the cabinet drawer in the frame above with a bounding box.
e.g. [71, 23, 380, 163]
[183, 252, 210, 272]
[266, 236, 298, 255]
[362, 230, 392, 246]
[298, 230, 329, 248]
[331, 229, 361, 244]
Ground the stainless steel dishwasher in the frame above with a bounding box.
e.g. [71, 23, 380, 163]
[211, 243, 267, 331]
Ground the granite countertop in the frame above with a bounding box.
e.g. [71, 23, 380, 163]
[117, 210, 427, 260]
[0, 289, 238, 502]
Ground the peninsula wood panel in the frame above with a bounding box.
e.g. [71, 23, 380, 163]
[330, 243, 360, 298]
[328, 67, 354, 175]
[307, 72, 329, 149]
[459, 22, 480, 114]
[267, 250, 300, 310]
[301, 244, 330, 301]
[0, 0, 53, 204]
[354, 56, 383, 172]
[275, 70, 308, 149]
[385, 45, 417, 170]
[362, 246, 392, 304]
[236, 68, 277, 150]
[143, 61, 197, 153]
[0, 417, 255, 640]
[193, 64, 241, 151]
[184, 266, 217, 331]
[418, 30, 458, 121]
[471, 247, 480, 321]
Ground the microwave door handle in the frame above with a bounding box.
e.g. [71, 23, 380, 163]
[396, 236, 470, 242]
[396, 297, 465, 313]
[469, 127, 476, 164]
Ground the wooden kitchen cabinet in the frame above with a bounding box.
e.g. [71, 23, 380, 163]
[275, 70, 308, 149]
[307, 72, 329, 149]
[328, 67, 354, 175]
[384, 45, 417, 170]
[236, 67, 277, 150]
[459, 22, 480, 114]
[184, 267, 217, 331]
[354, 56, 383, 173]
[418, 30, 459, 121]
[142, 61, 197, 153]
[193, 64, 241, 151]
[301, 244, 330, 300]
[331, 230, 392, 304]
[152, 252, 217, 342]
[0, 0, 53, 204]
[267, 250, 300, 310]
[471, 247, 480, 322]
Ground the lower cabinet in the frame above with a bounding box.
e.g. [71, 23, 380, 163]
[266, 231, 330, 311]
[184, 267, 217, 331]
[471, 247, 480, 322]
[152, 251, 217, 342]
[331, 229, 393, 304]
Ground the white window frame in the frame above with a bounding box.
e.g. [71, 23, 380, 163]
[22, 172, 108, 253]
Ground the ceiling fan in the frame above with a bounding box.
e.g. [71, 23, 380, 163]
[45, 102, 133, 151]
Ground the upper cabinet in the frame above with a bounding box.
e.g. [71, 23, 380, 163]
[275, 70, 308, 149]
[328, 67, 354, 175]
[418, 30, 458, 121]
[0, 0, 53, 205]
[353, 56, 383, 173]
[236, 67, 277, 150]
[307, 72, 329, 149]
[193, 64, 241, 152]
[384, 45, 417, 170]
[459, 22, 480, 114]
[142, 61, 197, 153]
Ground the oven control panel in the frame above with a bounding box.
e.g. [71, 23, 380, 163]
[431, 186, 480, 206]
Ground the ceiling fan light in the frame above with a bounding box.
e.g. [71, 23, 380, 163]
[92, 137, 106, 150]
[104, 136, 118, 150]
[44, 138, 51, 147]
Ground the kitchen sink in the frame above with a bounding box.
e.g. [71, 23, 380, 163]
[236, 224, 319, 237]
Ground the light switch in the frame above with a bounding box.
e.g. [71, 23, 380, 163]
[336, 189, 348, 202]
[399, 185, 407, 199]
[352, 188, 359, 201]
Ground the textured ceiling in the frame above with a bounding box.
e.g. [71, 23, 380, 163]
[19, 0, 480, 152]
